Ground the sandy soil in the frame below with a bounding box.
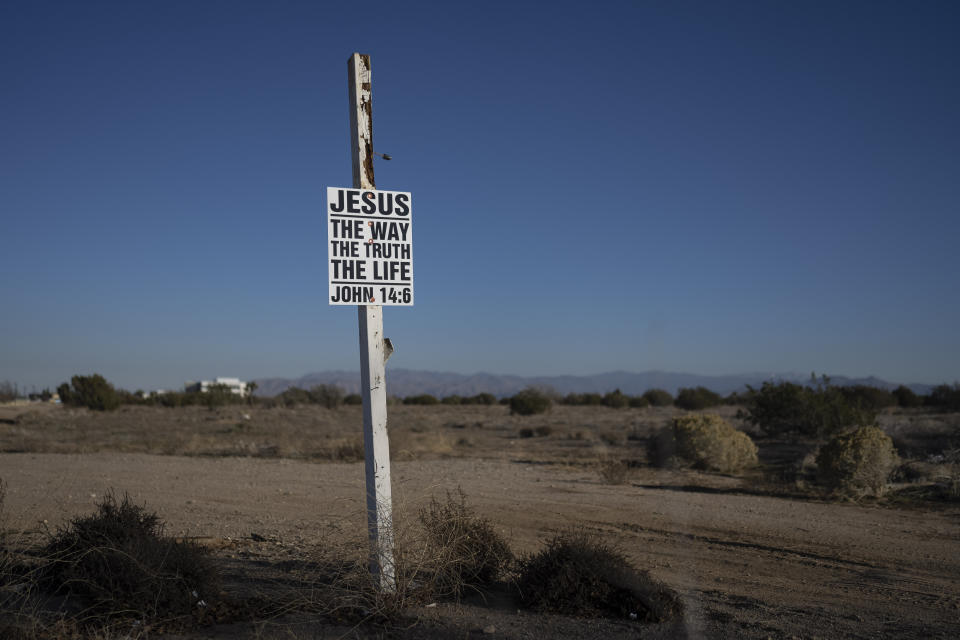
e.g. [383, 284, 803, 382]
[3, 446, 959, 639]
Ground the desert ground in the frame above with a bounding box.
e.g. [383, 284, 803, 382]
[1, 402, 959, 639]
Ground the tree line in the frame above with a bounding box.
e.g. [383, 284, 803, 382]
[11, 373, 960, 417]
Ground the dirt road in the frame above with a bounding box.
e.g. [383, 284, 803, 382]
[3, 452, 958, 638]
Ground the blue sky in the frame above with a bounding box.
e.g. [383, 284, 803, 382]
[2, 0, 958, 392]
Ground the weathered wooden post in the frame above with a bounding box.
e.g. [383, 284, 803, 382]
[348, 52, 395, 590]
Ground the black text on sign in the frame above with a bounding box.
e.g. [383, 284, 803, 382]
[327, 187, 414, 306]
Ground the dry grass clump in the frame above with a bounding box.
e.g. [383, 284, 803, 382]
[897, 454, 960, 502]
[1, 478, 35, 639]
[0, 478, 24, 624]
[302, 497, 686, 630]
[299, 490, 513, 625]
[0, 480, 12, 616]
[299, 546, 413, 625]
[517, 426, 554, 439]
[942, 449, 960, 501]
[39, 492, 219, 624]
[816, 426, 900, 497]
[597, 457, 630, 485]
[516, 530, 681, 622]
[649, 413, 758, 473]
[417, 489, 513, 598]
[3, 485, 170, 638]
[0, 478, 6, 545]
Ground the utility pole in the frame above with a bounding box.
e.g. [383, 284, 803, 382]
[347, 52, 395, 591]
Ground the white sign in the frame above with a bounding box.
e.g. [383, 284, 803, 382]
[327, 187, 413, 306]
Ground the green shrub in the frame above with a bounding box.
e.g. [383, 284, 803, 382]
[674, 386, 723, 410]
[927, 384, 960, 412]
[201, 383, 240, 410]
[561, 392, 607, 406]
[309, 384, 344, 409]
[603, 389, 630, 409]
[277, 386, 311, 406]
[404, 394, 439, 406]
[58, 374, 120, 411]
[154, 390, 202, 408]
[40, 492, 219, 621]
[116, 389, 142, 405]
[839, 385, 896, 412]
[642, 389, 673, 407]
[464, 392, 497, 405]
[509, 388, 552, 416]
[724, 391, 746, 405]
[517, 530, 681, 621]
[816, 426, 900, 496]
[562, 392, 607, 406]
[629, 395, 650, 408]
[649, 413, 758, 473]
[441, 395, 463, 405]
[418, 490, 513, 597]
[272, 384, 343, 408]
[738, 381, 805, 435]
[738, 375, 875, 438]
[892, 385, 922, 408]
[343, 393, 363, 405]
[581, 393, 603, 406]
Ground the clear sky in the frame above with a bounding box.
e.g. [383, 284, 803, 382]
[2, 0, 958, 392]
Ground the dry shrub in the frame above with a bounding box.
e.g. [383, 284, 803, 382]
[0, 617, 127, 640]
[1, 478, 21, 605]
[331, 438, 365, 462]
[897, 460, 948, 483]
[946, 450, 960, 501]
[0, 478, 37, 639]
[649, 413, 758, 473]
[301, 491, 513, 625]
[599, 430, 624, 446]
[517, 426, 554, 439]
[816, 426, 899, 496]
[0, 478, 11, 611]
[302, 546, 414, 625]
[0, 478, 5, 544]
[597, 457, 630, 485]
[517, 530, 681, 622]
[40, 492, 219, 622]
[417, 489, 513, 598]
[947, 471, 960, 501]
[390, 431, 455, 460]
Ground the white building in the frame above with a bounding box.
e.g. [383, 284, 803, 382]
[184, 377, 249, 397]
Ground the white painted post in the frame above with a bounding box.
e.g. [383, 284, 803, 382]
[348, 52, 395, 591]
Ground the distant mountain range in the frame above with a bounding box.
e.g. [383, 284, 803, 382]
[253, 369, 935, 399]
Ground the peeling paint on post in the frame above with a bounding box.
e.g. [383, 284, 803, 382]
[349, 53, 376, 193]
[348, 52, 395, 591]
